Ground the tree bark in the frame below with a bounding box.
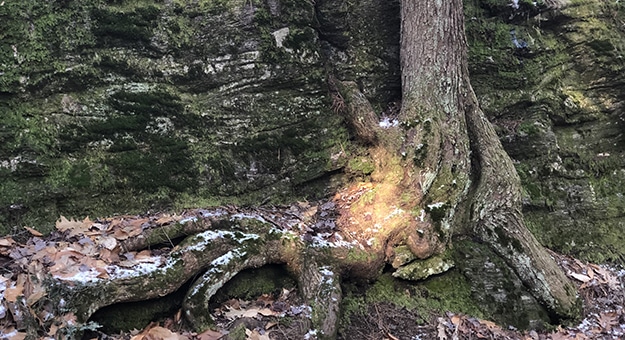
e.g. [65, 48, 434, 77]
[398, 0, 578, 318]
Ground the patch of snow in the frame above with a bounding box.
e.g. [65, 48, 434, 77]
[189, 249, 247, 297]
[186, 230, 260, 253]
[230, 212, 268, 224]
[304, 329, 318, 340]
[379, 116, 399, 128]
[319, 266, 335, 285]
[179, 216, 198, 224]
[384, 207, 405, 221]
[197, 208, 228, 218]
[511, 0, 520, 9]
[307, 234, 359, 249]
[272, 28, 290, 48]
[211, 250, 243, 267]
[427, 202, 446, 210]
[319, 266, 334, 277]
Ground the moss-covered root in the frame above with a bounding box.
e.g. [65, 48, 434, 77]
[464, 96, 580, 319]
[297, 258, 342, 340]
[333, 78, 380, 144]
[183, 250, 270, 332]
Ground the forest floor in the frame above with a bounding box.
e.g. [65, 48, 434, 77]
[89, 253, 625, 340]
[1, 205, 624, 340]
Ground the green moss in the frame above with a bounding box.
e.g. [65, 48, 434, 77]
[92, 5, 160, 46]
[340, 271, 485, 331]
[393, 252, 454, 281]
[89, 288, 185, 333]
[518, 121, 540, 135]
[212, 265, 296, 304]
[412, 142, 428, 166]
[228, 323, 247, 340]
[347, 157, 375, 176]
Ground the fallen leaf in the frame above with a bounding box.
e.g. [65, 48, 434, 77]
[156, 215, 175, 225]
[570, 272, 592, 283]
[48, 324, 59, 336]
[257, 308, 276, 316]
[597, 311, 618, 332]
[98, 235, 118, 250]
[450, 314, 461, 326]
[130, 325, 182, 340]
[479, 319, 498, 329]
[5, 275, 26, 302]
[387, 333, 400, 340]
[2, 329, 27, 340]
[437, 318, 447, 340]
[197, 329, 224, 340]
[245, 329, 271, 340]
[26, 283, 46, 306]
[24, 226, 43, 237]
[224, 307, 264, 320]
[0, 237, 15, 247]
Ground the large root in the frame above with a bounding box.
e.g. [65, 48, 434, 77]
[0, 206, 380, 339]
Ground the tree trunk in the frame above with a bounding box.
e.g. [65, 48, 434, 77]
[398, 0, 578, 318]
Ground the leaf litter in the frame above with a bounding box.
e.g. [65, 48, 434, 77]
[1, 205, 625, 339]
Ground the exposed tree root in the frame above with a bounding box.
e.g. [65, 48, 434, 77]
[0, 206, 380, 339]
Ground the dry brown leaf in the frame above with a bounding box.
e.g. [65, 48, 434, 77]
[224, 307, 263, 320]
[156, 215, 175, 225]
[479, 319, 498, 329]
[2, 329, 27, 340]
[99, 247, 120, 263]
[586, 266, 594, 280]
[26, 282, 46, 306]
[0, 237, 15, 247]
[256, 294, 274, 307]
[113, 227, 131, 240]
[31, 246, 58, 261]
[450, 314, 461, 326]
[597, 311, 618, 332]
[5, 274, 26, 302]
[23, 226, 43, 237]
[136, 250, 156, 262]
[387, 333, 400, 340]
[570, 272, 592, 283]
[130, 325, 184, 340]
[257, 308, 276, 316]
[56, 216, 82, 232]
[245, 329, 271, 340]
[48, 323, 59, 336]
[98, 235, 118, 250]
[197, 329, 224, 340]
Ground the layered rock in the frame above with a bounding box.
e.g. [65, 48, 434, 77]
[466, 0, 625, 263]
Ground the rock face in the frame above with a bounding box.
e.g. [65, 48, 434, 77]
[0, 0, 400, 232]
[466, 0, 625, 263]
[1, 0, 624, 309]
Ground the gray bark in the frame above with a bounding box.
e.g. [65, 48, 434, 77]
[399, 0, 579, 318]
